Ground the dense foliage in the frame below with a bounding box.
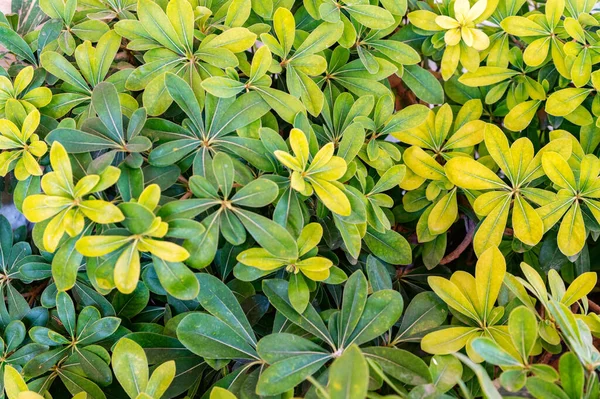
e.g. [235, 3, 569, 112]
[0, 0, 599, 397]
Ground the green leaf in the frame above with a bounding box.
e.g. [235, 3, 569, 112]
[558, 352, 584, 399]
[52, 237, 83, 292]
[0, 25, 38, 65]
[137, 0, 185, 54]
[363, 227, 412, 265]
[526, 377, 570, 399]
[91, 82, 124, 143]
[288, 273, 310, 314]
[328, 345, 369, 398]
[196, 273, 256, 346]
[234, 208, 297, 259]
[470, 337, 522, 367]
[362, 347, 431, 385]
[256, 352, 331, 396]
[262, 279, 335, 348]
[152, 257, 199, 300]
[401, 65, 444, 104]
[40, 51, 90, 93]
[257, 333, 328, 364]
[293, 21, 344, 59]
[339, 270, 368, 346]
[509, 306, 537, 361]
[177, 313, 259, 360]
[112, 338, 149, 398]
[347, 289, 403, 346]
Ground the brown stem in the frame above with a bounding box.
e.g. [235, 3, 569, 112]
[588, 299, 600, 314]
[26, 281, 48, 306]
[440, 216, 476, 265]
[537, 351, 554, 365]
[181, 191, 192, 200]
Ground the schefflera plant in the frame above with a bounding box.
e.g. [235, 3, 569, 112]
[235, 222, 343, 313]
[0, 110, 47, 180]
[444, 128, 572, 255]
[0, 66, 52, 117]
[421, 247, 516, 361]
[157, 151, 297, 270]
[22, 141, 123, 254]
[75, 184, 197, 298]
[395, 101, 486, 251]
[274, 127, 351, 216]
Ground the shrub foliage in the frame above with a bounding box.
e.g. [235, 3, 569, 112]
[0, 0, 599, 397]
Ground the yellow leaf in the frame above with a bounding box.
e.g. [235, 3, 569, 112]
[28, 140, 47, 157]
[520, 262, 548, 302]
[310, 178, 351, 216]
[17, 392, 45, 399]
[561, 272, 597, 306]
[309, 142, 334, 171]
[441, 44, 460, 81]
[49, 141, 73, 191]
[289, 128, 309, 167]
[557, 202, 585, 256]
[93, 165, 121, 192]
[79, 200, 125, 224]
[13, 66, 33, 95]
[297, 257, 332, 281]
[545, 0, 564, 28]
[75, 235, 132, 257]
[504, 100, 541, 132]
[114, 243, 140, 294]
[22, 194, 72, 222]
[237, 248, 286, 270]
[500, 16, 547, 36]
[578, 154, 600, 193]
[0, 119, 22, 142]
[523, 37, 551, 67]
[291, 171, 306, 192]
[434, 103, 453, 146]
[21, 110, 40, 141]
[428, 276, 479, 320]
[473, 195, 510, 256]
[43, 210, 68, 253]
[542, 152, 577, 191]
[512, 195, 543, 246]
[421, 327, 479, 354]
[510, 137, 534, 183]
[297, 223, 323, 256]
[22, 151, 42, 177]
[428, 189, 457, 235]
[399, 167, 426, 190]
[140, 238, 189, 262]
[521, 138, 572, 183]
[473, 191, 510, 217]
[546, 88, 592, 117]
[475, 246, 506, 321]
[445, 157, 506, 190]
[450, 271, 481, 316]
[391, 110, 435, 149]
[274, 150, 303, 171]
[73, 175, 101, 198]
[41, 171, 72, 197]
[310, 156, 347, 181]
[64, 208, 85, 237]
[138, 184, 161, 211]
[403, 146, 446, 181]
[484, 124, 515, 182]
[408, 10, 443, 31]
[4, 365, 28, 399]
[206, 27, 257, 53]
[444, 120, 485, 150]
